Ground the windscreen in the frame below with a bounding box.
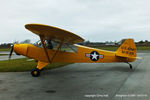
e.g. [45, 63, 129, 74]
[33, 40, 78, 52]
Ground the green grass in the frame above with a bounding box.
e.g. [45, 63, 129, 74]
[0, 58, 70, 72]
[0, 54, 12, 56]
[95, 46, 118, 51]
[0, 48, 11, 52]
[137, 46, 150, 50]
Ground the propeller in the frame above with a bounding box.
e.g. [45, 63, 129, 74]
[9, 44, 14, 59]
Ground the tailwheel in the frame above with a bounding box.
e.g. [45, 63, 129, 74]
[129, 64, 132, 69]
[31, 68, 40, 77]
[127, 62, 132, 69]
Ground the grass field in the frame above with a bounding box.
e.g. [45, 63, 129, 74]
[0, 48, 11, 52]
[0, 54, 14, 56]
[137, 46, 150, 50]
[0, 58, 70, 72]
[95, 46, 118, 51]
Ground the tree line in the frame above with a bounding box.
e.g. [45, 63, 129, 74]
[0, 39, 31, 48]
[0, 39, 150, 48]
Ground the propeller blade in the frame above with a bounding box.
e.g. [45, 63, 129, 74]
[9, 45, 14, 59]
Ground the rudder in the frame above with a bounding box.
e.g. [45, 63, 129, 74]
[116, 39, 137, 58]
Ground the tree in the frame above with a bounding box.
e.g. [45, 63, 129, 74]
[145, 40, 149, 43]
[20, 39, 31, 44]
[138, 40, 144, 44]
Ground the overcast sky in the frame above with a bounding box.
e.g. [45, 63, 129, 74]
[0, 0, 150, 43]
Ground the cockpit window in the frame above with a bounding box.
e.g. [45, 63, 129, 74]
[61, 44, 78, 52]
[46, 40, 53, 49]
[33, 40, 78, 52]
[34, 40, 43, 48]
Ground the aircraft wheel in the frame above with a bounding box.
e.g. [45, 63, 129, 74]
[31, 68, 40, 77]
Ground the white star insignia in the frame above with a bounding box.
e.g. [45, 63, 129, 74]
[91, 52, 99, 60]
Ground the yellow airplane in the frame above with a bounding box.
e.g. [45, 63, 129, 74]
[9, 23, 140, 77]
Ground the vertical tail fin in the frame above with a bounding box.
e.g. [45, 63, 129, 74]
[116, 39, 137, 58]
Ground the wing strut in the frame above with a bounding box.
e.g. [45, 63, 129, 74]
[40, 35, 51, 63]
[51, 40, 64, 62]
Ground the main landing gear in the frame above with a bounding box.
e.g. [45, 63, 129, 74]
[31, 68, 41, 77]
[127, 62, 132, 69]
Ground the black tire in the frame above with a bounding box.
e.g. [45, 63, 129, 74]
[31, 68, 40, 77]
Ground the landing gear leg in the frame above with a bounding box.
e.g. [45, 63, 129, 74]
[127, 62, 132, 69]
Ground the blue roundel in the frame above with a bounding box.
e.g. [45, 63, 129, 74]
[90, 51, 99, 61]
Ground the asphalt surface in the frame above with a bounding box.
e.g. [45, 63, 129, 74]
[0, 53, 149, 100]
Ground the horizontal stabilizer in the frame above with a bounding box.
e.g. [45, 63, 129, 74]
[116, 55, 142, 59]
[135, 57, 142, 59]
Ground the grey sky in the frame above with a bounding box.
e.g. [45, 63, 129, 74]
[0, 0, 150, 43]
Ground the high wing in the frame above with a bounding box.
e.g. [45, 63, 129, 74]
[25, 23, 84, 44]
[25, 23, 84, 63]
